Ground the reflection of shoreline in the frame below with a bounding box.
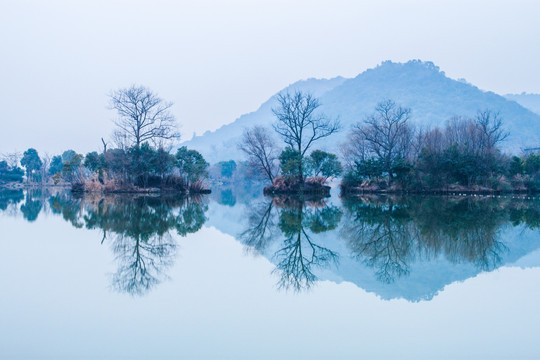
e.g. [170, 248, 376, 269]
[0, 189, 209, 296]
[336, 224, 540, 302]
[338, 195, 540, 300]
[0, 183, 70, 191]
[340, 196, 519, 278]
[3, 189, 540, 301]
[340, 185, 540, 196]
[236, 194, 540, 298]
[60, 193, 209, 296]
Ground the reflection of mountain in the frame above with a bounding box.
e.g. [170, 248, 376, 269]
[184, 60, 540, 163]
[335, 225, 540, 301]
[227, 195, 540, 301]
[337, 196, 540, 301]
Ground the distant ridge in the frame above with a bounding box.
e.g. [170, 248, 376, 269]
[183, 60, 540, 163]
[505, 93, 540, 115]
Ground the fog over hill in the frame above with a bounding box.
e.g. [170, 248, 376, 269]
[183, 60, 540, 164]
[505, 93, 540, 116]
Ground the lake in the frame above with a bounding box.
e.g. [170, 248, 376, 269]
[1, 188, 540, 359]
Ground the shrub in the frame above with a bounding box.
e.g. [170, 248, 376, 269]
[272, 175, 302, 191]
[305, 176, 326, 186]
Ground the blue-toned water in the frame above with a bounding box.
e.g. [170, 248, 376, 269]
[1, 189, 539, 359]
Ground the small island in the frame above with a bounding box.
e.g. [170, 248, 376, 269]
[238, 91, 342, 197]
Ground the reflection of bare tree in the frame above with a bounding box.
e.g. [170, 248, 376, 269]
[110, 232, 176, 296]
[239, 200, 277, 253]
[241, 195, 341, 292]
[273, 226, 338, 291]
[277, 199, 341, 291]
[47, 193, 208, 296]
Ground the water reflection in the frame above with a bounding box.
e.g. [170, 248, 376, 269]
[0, 189, 51, 221]
[239, 200, 277, 253]
[2, 188, 540, 299]
[240, 196, 342, 291]
[341, 197, 415, 283]
[237, 193, 540, 295]
[48, 192, 208, 295]
[0, 189, 24, 212]
[341, 195, 540, 284]
[20, 191, 43, 222]
[0, 189, 209, 295]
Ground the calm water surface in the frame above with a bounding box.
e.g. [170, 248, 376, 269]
[1, 189, 540, 359]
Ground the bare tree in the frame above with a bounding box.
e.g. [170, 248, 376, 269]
[444, 116, 483, 155]
[109, 85, 179, 148]
[239, 200, 277, 254]
[272, 91, 340, 179]
[39, 153, 51, 185]
[112, 129, 131, 150]
[474, 110, 509, 151]
[238, 126, 280, 182]
[1, 152, 21, 168]
[353, 99, 414, 183]
[420, 127, 445, 153]
[340, 128, 368, 170]
[101, 138, 108, 153]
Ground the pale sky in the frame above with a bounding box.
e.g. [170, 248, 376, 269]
[1, 0, 539, 155]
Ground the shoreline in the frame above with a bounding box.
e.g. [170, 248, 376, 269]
[0, 182, 211, 195]
[340, 188, 540, 196]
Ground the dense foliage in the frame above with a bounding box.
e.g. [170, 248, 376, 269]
[340, 101, 538, 193]
[1, 143, 209, 193]
[0, 161, 24, 183]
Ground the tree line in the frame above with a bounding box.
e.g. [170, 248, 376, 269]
[238, 91, 540, 194]
[340, 99, 540, 193]
[3, 87, 540, 194]
[0, 85, 210, 193]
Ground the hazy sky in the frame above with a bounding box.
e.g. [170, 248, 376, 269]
[1, 0, 539, 155]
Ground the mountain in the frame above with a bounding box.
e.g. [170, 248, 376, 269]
[182, 76, 347, 163]
[183, 60, 540, 163]
[505, 93, 540, 115]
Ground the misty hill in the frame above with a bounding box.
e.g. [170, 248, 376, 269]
[505, 93, 540, 115]
[182, 76, 347, 163]
[184, 60, 540, 163]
